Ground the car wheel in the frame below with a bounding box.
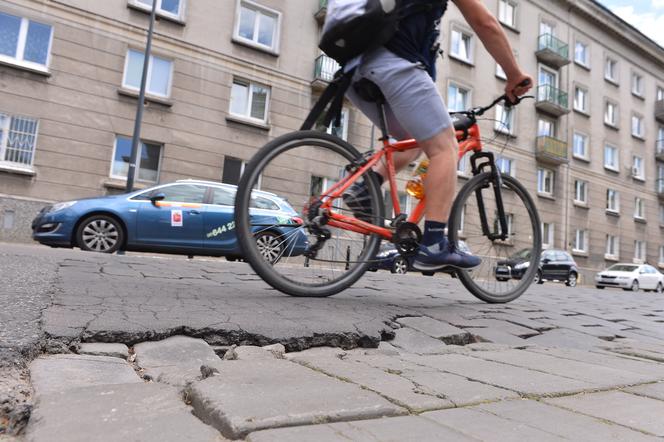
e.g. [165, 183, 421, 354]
[630, 280, 639, 292]
[255, 231, 283, 265]
[656, 283, 664, 294]
[565, 272, 578, 287]
[76, 215, 124, 254]
[534, 270, 543, 284]
[391, 257, 408, 274]
[596, 286, 605, 290]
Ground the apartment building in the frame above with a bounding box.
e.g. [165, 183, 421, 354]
[0, 0, 663, 282]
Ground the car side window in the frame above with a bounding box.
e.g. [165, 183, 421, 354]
[249, 195, 280, 211]
[211, 187, 236, 206]
[542, 251, 555, 261]
[131, 190, 154, 201]
[158, 184, 207, 203]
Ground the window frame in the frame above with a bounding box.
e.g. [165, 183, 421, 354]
[631, 71, 644, 98]
[109, 136, 163, 184]
[494, 102, 515, 135]
[222, 156, 262, 189]
[604, 100, 618, 128]
[605, 234, 619, 260]
[604, 56, 619, 84]
[537, 167, 554, 196]
[122, 49, 174, 98]
[573, 85, 589, 114]
[0, 113, 40, 170]
[233, 0, 282, 54]
[634, 240, 646, 263]
[0, 12, 54, 73]
[495, 155, 515, 177]
[574, 40, 590, 68]
[604, 144, 619, 172]
[541, 222, 554, 249]
[631, 113, 645, 139]
[606, 188, 620, 214]
[573, 229, 588, 254]
[447, 82, 472, 113]
[574, 179, 588, 205]
[572, 131, 589, 161]
[634, 197, 645, 220]
[497, 0, 518, 29]
[632, 155, 645, 181]
[449, 26, 474, 64]
[128, 0, 186, 22]
[229, 78, 271, 124]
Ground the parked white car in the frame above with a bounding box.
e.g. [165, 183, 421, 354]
[595, 263, 664, 293]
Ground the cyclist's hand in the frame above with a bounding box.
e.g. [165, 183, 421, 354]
[505, 73, 533, 103]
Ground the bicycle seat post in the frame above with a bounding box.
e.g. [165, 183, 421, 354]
[376, 101, 390, 142]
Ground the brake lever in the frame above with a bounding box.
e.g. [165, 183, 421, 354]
[504, 95, 535, 109]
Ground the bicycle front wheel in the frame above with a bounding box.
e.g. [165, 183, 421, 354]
[448, 172, 541, 303]
[234, 131, 384, 297]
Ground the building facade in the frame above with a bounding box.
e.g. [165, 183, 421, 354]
[0, 0, 663, 282]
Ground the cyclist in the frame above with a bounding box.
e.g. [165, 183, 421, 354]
[342, 0, 533, 272]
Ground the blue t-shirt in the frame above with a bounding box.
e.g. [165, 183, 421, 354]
[385, 0, 448, 80]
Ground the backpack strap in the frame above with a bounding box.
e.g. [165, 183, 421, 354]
[301, 67, 355, 131]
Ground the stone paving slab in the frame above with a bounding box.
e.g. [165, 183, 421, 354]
[626, 382, 664, 401]
[133, 335, 223, 386]
[29, 354, 141, 397]
[545, 391, 664, 437]
[25, 383, 225, 442]
[186, 358, 406, 439]
[389, 328, 451, 354]
[472, 349, 658, 388]
[78, 343, 129, 360]
[475, 399, 656, 441]
[523, 328, 608, 350]
[402, 353, 593, 396]
[247, 415, 478, 442]
[395, 316, 472, 344]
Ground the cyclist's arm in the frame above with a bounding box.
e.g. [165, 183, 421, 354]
[451, 0, 532, 100]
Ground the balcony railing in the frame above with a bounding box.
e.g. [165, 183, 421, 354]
[535, 85, 569, 116]
[536, 136, 569, 165]
[313, 54, 340, 85]
[535, 34, 570, 68]
[656, 99, 664, 123]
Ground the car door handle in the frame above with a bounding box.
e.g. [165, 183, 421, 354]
[188, 210, 201, 215]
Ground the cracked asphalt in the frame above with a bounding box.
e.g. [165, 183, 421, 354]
[3, 242, 664, 440]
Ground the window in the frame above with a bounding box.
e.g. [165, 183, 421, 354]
[447, 84, 470, 112]
[634, 240, 646, 262]
[574, 41, 589, 67]
[230, 78, 270, 122]
[572, 132, 588, 160]
[538, 118, 555, 137]
[634, 197, 645, 220]
[211, 186, 236, 206]
[658, 87, 664, 101]
[659, 246, 664, 265]
[606, 189, 620, 213]
[222, 156, 261, 188]
[658, 127, 664, 154]
[537, 168, 554, 196]
[631, 115, 644, 139]
[604, 144, 619, 171]
[111, 136, 161, 183]
[574, 180, 588, 205]
[0, 114, 39, 168]
[130, 0, 185, 20]
[606, 235, 619, 260]
[122, 50, 173, 98]
[660, 204, 664, 225]
[457, 152, 468, 175]
[604, 101, 618, 127]
[659, 165, 664, 193]
[632, 155, 644, 180]
[574, 229, 588, 253]
[632, 73, 644, 97]
[496, 63, 507, 80]
[494, 103, 514, 134]
[383, 190, 411, 218]
[541, 222, 554, 249]
[450, 29, 473, 63]
[0, 12, 53, 70]
[316, 108, 349, 141]
[498, 0, 516, 27]
[234, 0, 281, 52]
[158, 184, 207, 203]
[495, 155, 515, 177]
[605, 57, 618, 83]
[573, 86, 588, 113]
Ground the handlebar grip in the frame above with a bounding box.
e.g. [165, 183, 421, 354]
[517, 78, 532, 88]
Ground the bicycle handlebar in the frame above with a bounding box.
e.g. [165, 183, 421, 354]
[456, 79, 533, 119]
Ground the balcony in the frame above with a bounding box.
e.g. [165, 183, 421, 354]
[315, 0, 327, 23]
[657, 140, 664, 162]
[312, 54, 340, 89]
[535, 34, 570, 69]
[656, 99, 664, 123]
[535, 85, 570, 117]
[536, 136, 569, 166]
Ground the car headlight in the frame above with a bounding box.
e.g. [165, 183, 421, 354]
[514, 262, 530, 270]
[48, 201, 78, 213]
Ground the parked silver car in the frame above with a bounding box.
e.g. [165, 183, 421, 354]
[595, 263, 664, 292]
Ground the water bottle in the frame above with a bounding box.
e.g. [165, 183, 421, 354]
[406, 159, 429, 199]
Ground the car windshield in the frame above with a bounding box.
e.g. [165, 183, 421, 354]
[607, 264, 638, 272]
[510, 248, 531, 260]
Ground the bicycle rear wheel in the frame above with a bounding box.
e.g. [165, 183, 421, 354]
[234, 131, 384, 297]
[448, 172, 541, 303]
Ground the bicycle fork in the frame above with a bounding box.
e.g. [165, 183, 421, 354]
[470, 152, 510, 241]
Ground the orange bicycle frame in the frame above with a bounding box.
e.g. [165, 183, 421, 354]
[319, 124, 483, 241]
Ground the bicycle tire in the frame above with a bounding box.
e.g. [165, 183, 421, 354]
[448, 172, 542, 303]
[235, 130, 384, 297]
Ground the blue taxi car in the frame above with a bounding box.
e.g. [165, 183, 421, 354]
[31, 180, 308, 263]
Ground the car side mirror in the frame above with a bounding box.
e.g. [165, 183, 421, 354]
[542, 258, 550, 264]
[150, 193, 166, 205]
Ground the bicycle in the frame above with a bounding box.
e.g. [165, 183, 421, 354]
[234, 80, 541, 303]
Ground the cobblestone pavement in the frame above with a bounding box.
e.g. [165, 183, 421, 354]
[3, 244, 664, 440]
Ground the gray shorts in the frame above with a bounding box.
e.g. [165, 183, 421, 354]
[346, 47, 452, 142]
